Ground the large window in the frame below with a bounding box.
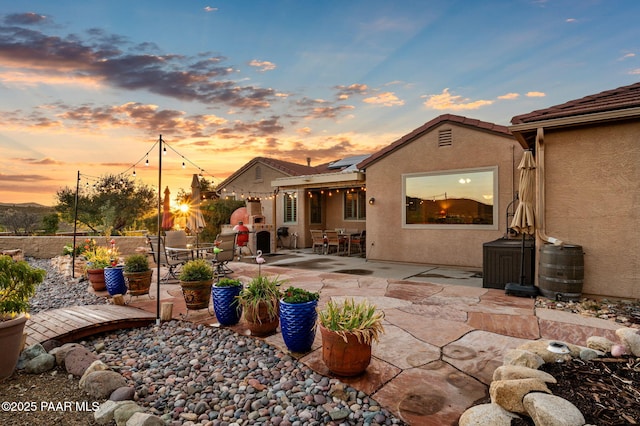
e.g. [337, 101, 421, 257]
[283, 191, 297, 223]
[344, 189, 366, 220]
[403, 167, 497, 228]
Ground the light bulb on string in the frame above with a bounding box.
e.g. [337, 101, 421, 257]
[145, 156, 149, 166]
[133, 167, 136, 177]
[182, 160, 185, 169]
[163, 146, 167, 156]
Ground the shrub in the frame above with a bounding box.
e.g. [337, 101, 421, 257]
[318, 298, 384, 345]
[179, 259, 214, 282]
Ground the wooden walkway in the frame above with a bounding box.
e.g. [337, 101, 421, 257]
[25, 305, 157, 346]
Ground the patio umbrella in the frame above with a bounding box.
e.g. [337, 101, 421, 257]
[505, 150, 537, 297]
[186, 174, 206, 245]
[161, 186, 174, 231]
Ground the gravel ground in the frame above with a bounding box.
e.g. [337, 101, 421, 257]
[2, 258, 407, 426]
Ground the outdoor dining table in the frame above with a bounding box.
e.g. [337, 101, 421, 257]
[166, 243, 216, 260]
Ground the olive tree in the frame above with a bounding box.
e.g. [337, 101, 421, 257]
[55, 174, 156, 235]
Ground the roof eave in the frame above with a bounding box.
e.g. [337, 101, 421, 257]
[272, 171, 366, 189]
[509, 107, 640, 149]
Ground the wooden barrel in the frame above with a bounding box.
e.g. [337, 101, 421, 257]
[538, 244, 584, 301]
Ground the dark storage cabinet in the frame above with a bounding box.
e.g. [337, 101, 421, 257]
[483, 238, 535, 289]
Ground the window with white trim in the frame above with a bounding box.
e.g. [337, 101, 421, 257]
[283, 192, 297, 223]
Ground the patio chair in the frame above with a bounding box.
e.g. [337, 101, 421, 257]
[213, 233, 235, 277]
[310, 230, 325, 254]
[146, 237, 187, 282]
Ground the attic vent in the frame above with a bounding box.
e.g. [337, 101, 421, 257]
[255, 166, 262, 181]
[438, 129, 453, 147]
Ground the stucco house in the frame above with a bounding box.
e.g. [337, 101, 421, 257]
[509, 82, 640, 299]
[357, 114, 526, 268]
[215, 156, 368, 252]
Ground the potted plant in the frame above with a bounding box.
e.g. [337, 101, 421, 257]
[178, 259, 214, 312]
[237, 275, 283, 336]
[318, 298, 385, 376]
[279, 286, 320, 353]
[211, 278, 243, 326]
[123, 254, 153, 298]
[0, 255, 46, 380]
[84, 246, 113, 291]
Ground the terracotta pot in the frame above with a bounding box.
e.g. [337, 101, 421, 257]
[179, 279, 213, 310]
[244, 300, 279, 336]
[319, 324, 372, 376]
[124, 270, 153, 296]
[0, 314, 28, 380]
[86, 268, 106, 291]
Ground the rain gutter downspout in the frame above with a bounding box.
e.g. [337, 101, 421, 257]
[535, 127, 564, 246]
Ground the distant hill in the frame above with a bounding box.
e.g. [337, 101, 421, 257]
[0, 202, 49, 208]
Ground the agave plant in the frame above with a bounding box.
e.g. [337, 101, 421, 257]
[317, 298, 384, 345]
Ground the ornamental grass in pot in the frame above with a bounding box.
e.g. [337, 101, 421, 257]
[178, 259, 214, 311]
[238, 275, 283, 336]
[84, 246, 115, 291]
[318, 298, 385, 376]
[279, 286, 320, 353]
[123, 254, 153, 297]
[211, 278, 243, 326]
[0, 255, 46, 380]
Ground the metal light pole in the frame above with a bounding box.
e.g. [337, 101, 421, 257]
[156, 135, 163, 325]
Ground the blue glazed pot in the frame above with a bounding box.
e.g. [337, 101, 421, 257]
[279, 299, 318, 353]
[104, 266, 127, 296]
[212, 285, 243, 326]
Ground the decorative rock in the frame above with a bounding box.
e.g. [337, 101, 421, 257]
[492, 365, 557, 384]
[113, 400, 143, 426]
[24, 353, 55, 374]
[94, 400, 120, 424]
[523, 393, 585, 426]
[50, 342, 84, 366]
[458, 403, 521, 426]
[579, 348, 600, 361]
[503, 349, 544, 369]
[41, 339, 62, 353]
[110, 386, 135, 401]
[17, 343, 47, 369]
[79, 360, 110, 389]
[126, 411, 165, 426]
[616, 327, 640, 356]
[489, 378, 551, 414]
[82, 370, 128, 399]
[586, 335, 615, 353]
[65, 346, 100, 376]
[611, 344, 628, 357]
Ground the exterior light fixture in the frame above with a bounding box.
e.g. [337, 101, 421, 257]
[368, 197, 375, 205]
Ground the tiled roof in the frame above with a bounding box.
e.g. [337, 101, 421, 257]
[511, 82, 640, 124]
[358, 114, 513, 170]
[216, 157, 333, 188]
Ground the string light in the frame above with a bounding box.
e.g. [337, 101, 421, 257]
[133, 167, 136, 177]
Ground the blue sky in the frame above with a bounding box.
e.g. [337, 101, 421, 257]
[0, 0, 638, 206]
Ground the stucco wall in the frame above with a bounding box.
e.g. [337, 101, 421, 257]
[0, 236, 151, 259]
[219, 162, 282, 228]
[541, 121, 640, 299]
[365, 123, 523, 268]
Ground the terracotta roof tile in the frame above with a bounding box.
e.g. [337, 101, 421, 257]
[358, 114, 513, 170]
[511, 82, 640, 124]
[217, 157, 334, 188]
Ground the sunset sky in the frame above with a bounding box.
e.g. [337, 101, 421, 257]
[1, 0, 638, 206]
